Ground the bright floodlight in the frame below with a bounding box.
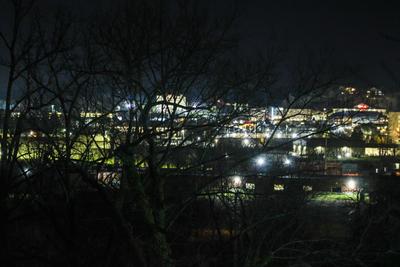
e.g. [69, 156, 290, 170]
[256, 156, 266, 166]
[232, 176, 242, 187]
[345, 152, 351, 158]
[242, 138, 250, 146]
[346, 179, 357, 191]
[284, 158, 292, 166]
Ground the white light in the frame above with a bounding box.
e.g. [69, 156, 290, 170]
[345, 152, 351, 158]
[255, 156, 266, 166]
[284, 158, 292, 166]
[232, 176, 242, 187]
[23, 167, 31, 176]
[242, 138, 250, 146]
[337, 155, 342, 159]
[125, 102, 134, 109]
[346, 179, 357, 191]
[292, 133, 298, 138]
[337, 126, 345, 132]
[276, 132, 282, 138]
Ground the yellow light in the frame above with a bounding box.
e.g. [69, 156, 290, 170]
[346, 179, 357, 191]
[232, 176, 242, 187]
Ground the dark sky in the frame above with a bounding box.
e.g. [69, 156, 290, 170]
[217, 0, 400, 91]
[66, 0, 400, 90]
[2, 0, 400, 92]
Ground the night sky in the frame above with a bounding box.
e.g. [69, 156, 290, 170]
[218, 0, 400, 91]
[2, 0, 400, 92]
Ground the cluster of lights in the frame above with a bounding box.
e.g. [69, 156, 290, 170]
[231, 175, 242, 187]
[254, 155, 292, 168]
[242, 138, 251, 146]
[346, 179, 357, 191]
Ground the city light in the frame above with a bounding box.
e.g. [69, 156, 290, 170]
[231, 176, 242, 187]
[125, 102, 133, 109]
[242, 138, 250, 146]
[283, 158, 292, 166]
[255, 155, 266, 166]
[0, 2, 398, 265]
[346, 179, 357, 191]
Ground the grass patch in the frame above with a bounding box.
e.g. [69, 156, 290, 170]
[310, 192, 369, 202]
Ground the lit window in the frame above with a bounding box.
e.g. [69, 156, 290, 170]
[274, 184, 284, 191]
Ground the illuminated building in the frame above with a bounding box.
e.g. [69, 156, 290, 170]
[388, 112, 400, 144]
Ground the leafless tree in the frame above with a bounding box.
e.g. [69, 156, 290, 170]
[0, 1, 356, 267]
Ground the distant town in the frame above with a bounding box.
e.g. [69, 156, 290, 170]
[3, 85, 400, 194]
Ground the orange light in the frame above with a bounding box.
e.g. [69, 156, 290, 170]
[356, 103, 369, 111]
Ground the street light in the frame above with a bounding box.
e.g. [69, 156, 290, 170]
[255, 155, 266, 167]
[283, 158, 292, 166]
